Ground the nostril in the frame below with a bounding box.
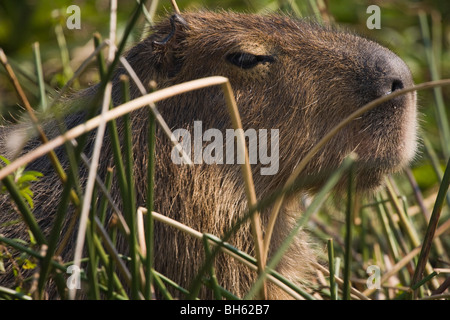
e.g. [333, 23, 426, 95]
[391, 79, 404, 93]
[384, 79, 404, 96]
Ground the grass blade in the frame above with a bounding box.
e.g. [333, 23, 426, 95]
[343, 161, 356, 300]
[32, 42, 47, 111]
[120, 74, 141, 299]
[411, 157, 450, 296]
[202, 235, 222, 300]
[145, 88, 157, 299]
[327, 238, 337, 300]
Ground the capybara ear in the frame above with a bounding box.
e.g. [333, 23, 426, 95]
[152, 14, 189, 46]
[122, 14, 188, 80]
[150, 14, 189, 77]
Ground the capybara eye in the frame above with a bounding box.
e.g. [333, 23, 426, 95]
[226, 52, 274, 69]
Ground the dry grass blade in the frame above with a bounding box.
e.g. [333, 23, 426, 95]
[138, 208, 300, 299]
[0, 76, 227, 181]
[220, 81, 267, 299]
[170, 0, 181, 14]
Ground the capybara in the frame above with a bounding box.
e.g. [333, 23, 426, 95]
[0, 11, 417, 299]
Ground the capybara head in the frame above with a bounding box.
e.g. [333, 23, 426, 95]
[122, 11, 417, 191]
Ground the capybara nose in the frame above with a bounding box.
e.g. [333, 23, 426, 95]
[387, 78, 404, 95]
[372, 77, 407, 99]
[373, 52, 413, 98]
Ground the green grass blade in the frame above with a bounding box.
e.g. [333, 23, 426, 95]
[202, 235, 222, 300]
[411, 157, 450, 295]
[328, 238, 337, 300]
[32, 42, 47, 112]
[0, 286, 33, 300]
[152, 269, 174, 300]
[145, 101, 156, 299]
[423, 135, 450, 207]
[342, 161, 356, 300]
[120, 75, 141, 299]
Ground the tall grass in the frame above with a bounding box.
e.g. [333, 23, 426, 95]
[0, 0, 449, 300]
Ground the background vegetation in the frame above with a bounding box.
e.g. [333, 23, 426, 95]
[0, 0, 449, 300]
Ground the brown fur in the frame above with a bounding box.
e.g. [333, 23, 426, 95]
[0, 11, 417, 299]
